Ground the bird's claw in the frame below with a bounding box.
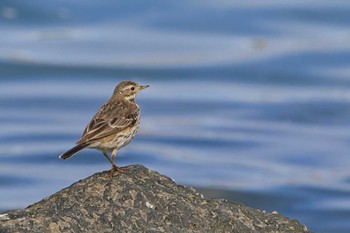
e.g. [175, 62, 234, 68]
[107, 166, 127, 177]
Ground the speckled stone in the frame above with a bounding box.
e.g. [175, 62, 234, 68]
[0, 165, 309, 233]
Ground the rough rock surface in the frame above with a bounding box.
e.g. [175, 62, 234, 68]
[0, 165, 309, 233]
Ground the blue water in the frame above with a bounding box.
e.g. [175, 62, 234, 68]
[1, 1, 350, 232]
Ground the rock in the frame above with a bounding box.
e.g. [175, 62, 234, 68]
[0, 165, 309, 233]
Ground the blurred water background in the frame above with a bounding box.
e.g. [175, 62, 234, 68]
[1, 1, 350, 232]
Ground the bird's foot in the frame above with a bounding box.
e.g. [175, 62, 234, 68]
[112, 165, 127, 173]
[108, 165, 127, 177]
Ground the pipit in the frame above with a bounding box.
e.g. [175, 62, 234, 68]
[59, 81, 149, 175]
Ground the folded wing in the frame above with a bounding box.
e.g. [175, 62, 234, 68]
[76, 112, 139, 145]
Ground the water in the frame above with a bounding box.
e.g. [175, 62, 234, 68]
[1, 1, 350, 232]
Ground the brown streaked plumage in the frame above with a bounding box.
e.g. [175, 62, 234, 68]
[59, 81, 149, 174]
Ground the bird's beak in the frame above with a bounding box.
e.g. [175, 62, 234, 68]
[139, 85, 150, 90]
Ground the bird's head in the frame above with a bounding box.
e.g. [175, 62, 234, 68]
[113, 81, 149, 102]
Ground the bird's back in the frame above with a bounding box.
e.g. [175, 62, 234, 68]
[77, 96, 140, 146]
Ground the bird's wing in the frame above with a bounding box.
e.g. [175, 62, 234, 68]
[76, 111, 139, 145]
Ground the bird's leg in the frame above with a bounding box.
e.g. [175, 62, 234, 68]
[101, 152, 120, 177]
[111, 149, 127, 173]
[102, 152, 115, 167]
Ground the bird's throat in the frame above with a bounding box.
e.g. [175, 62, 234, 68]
[125, 94, 136, 103]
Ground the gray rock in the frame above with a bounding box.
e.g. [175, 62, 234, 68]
[0, 165, 309, 233]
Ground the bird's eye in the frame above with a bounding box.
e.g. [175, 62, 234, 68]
[131, 87, 135, 91]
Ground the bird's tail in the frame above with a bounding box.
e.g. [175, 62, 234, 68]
[59, 144, 87, 160]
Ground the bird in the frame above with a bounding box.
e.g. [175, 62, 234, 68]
[59, 81, 149, 175]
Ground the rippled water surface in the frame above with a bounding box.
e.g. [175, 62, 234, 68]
[1, 1, 350, 232]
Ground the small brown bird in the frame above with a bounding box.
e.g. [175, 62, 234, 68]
[59, 81, 149, 174]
